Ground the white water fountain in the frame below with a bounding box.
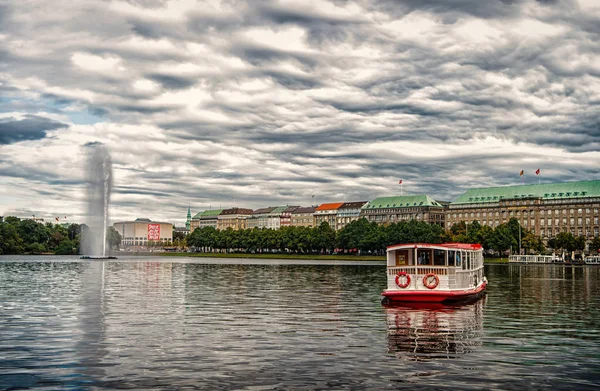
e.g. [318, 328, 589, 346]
[81, 143, 115, 259]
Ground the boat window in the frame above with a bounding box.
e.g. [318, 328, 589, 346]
[433, 250, 445, 266]
[462, 251, 467, 270]
[448, 250, 455, 266]
[417, 249, 431, 265]
[455, 251, 462, 268]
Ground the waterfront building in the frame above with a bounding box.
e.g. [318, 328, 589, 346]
[217, 208, 253, 231]
[173, 226, 189, 236]
[314, 202, 344, 229]
[114, 218, 173, 247]
[247, 206, 299, 229]
[291, 206, 316, 227]
[190, 209, 223, 232]
[447, 180, 600, 245]
[280, 206, 300, 228]
[248, 207, 276, 229]
[337, 201, 369, 230]
[360, 195, 445, 227]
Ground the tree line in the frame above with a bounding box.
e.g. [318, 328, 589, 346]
[2, 215, 598, 256]
[0, 216, 122, 255]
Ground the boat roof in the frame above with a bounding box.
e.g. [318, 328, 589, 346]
[387, 243, 482, 251]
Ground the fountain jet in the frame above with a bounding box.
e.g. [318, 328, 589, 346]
[81, 143, 113, 257]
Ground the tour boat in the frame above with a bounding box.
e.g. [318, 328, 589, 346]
[381, 243, 487, 304]
[584, 256, 600, 265]
[508, 255, 563, 264]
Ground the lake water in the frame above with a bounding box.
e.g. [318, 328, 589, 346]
[1, 256, 599, 390]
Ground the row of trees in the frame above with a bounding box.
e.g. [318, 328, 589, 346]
[2, 214, 599, 256]
[0, 217, 122, 255]
[186, 217, 600, 256]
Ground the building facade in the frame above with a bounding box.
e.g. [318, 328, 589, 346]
[314, 202, 344, 228]
[336, 201, 369, 230]
[248, 207, 276, 229]
[217, 208, 253, 230]
[190, 209, 223, 232]
[447, 180, 600, 244]
[279, 206, 300, 228]
[114, 218, 173, 248]
[360, 195, 445, 226]
[291, 206, 316, 227]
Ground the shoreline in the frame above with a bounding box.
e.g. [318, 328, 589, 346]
[118, 252, 510, 264]
[0, 252, 509, 264]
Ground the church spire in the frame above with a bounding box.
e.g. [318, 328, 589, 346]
[186, 205, 191, 230]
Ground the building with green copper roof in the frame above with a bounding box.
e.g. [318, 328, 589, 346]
[452, 180, 600, 205]
[360, 194, 445, 227]
[190, 209, 224, 232]
[447, 180, 600, 245]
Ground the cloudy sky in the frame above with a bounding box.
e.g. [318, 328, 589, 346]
[1, 0, 599, 226]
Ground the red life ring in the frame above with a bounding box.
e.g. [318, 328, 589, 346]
[423, 273, 439, 289]
[395, 271, 411, 289]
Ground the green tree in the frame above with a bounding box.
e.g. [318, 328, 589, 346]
[489, 224, 517, 253]
[554, 231, 576, 252]
[55, 240, 77, 255]
[107, 226, 122, 250]
[0, 219, 24, 254]
[521, 232, 545, 254]
[589, 237, 600, 254]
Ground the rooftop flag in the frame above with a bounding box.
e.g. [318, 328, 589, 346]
[519, 170, 524, 176]
[399, 179, 403, 184]
[535, 168, 540, 175]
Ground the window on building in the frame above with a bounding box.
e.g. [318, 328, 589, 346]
[578, 217, 582, 225]
[570, 218, 574, 225]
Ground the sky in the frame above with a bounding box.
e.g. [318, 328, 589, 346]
[0, 0, 599, 226]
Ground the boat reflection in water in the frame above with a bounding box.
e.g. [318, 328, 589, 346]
[385, 297, 484, 361]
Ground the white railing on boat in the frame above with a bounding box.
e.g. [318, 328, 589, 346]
[387, 266, 450, 276]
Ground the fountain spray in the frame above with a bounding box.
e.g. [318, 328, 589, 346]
[81, 143, 113, 257]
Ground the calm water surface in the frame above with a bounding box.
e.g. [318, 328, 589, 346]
[1, 256, 599, 390]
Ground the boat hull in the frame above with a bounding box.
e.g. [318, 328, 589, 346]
[382, 281, 487, 304]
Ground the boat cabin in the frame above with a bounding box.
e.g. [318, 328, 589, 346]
[385, 243, 485, 294]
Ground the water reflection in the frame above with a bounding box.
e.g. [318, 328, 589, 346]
[385, 298, 484, 361]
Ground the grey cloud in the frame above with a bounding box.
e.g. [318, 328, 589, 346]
[0, 115, 68, 144]
[147, 73, 198, 90]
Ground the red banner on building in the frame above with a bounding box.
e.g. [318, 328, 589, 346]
[148, 224, 161, 240]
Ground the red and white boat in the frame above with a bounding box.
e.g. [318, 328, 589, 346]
[381, 243, 487, 304]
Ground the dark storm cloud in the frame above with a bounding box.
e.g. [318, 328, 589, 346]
[147, 73, 198, 90]
[0, 115, 68, 144]
[370, 0, 528, 19]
